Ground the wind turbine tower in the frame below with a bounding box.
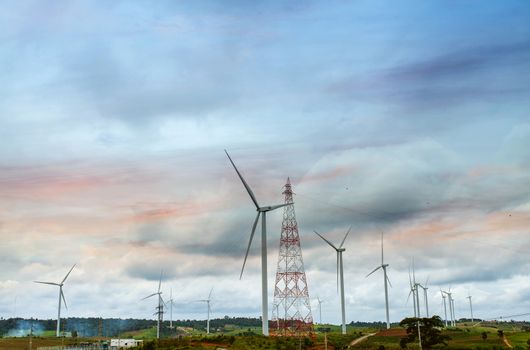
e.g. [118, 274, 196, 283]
[441, 291, 448, 327]
[366, 232, 391, 329]
[34, 264, 76, 337]
[450, 294, 456, 326]
[314, 226, 351, 335]
[271, 178, 313, 336]
[198, 288, 213, 334]
[316, 297, 324, 325]
[225, 150, 291, 336]
[467, 295, 474, 323]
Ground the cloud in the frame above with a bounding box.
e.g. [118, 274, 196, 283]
[328, 41, 530, 112]
[1, 1, 529, 323]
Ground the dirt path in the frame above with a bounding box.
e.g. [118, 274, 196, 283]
[350, 333, 376, 347]
[503, 336, 513, 349]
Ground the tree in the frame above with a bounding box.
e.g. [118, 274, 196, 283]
[482, 331, 488, 341]
[498, 330, 504, 339]
[399, 316, 451, 350]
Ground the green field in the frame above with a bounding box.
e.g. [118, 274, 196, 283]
[2, 324, 529, 350]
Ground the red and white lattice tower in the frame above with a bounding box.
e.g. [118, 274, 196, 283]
[271, 178, 314, 336]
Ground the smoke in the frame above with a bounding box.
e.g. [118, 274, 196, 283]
[7, 319, 45, 337]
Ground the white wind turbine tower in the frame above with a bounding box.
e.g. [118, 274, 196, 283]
[467, 294, 474, 323]
[225, 150, 290, 336]
[366, 232, 392, 329]
[314, 226, 352, 335]
[34, 264, 76, 337]
[198, 288, 213, 334]
[142, 272, 164, 339]
[450, 293, 456, 326]
[440, 291, 448, 327]
[316, 296, 324, 325]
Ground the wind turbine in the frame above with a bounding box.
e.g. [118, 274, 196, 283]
[316, 296, 324, 325]
[407, 270, 417, 317]
[225, 150, 290, 336]
[34, 264, 76, 337]
[167, 288, 175, 330]
[142, 272, 164, 339]
[366, 232, 392, 329]
[418, 278, 430, 317]
[441, 289, 455, 326]
[314, 226, 351, 335]
[412, 260, 421, 317]
[198, 288, 213, 334]
[440, 290, 448, 327]
[467, 294, 474, 323]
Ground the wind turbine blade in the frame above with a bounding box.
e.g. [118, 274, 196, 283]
[406, 290, 413, 304]
[61, 264, 76, 284]
[425, 276, 430, 288]
[225, 150, 260, 209]
[366, 266, 382, 278]
[386, 274, 393, 288]
[314, 231, 338, 250]
[61, 290, 68, 310]
[158, 271, 163, 293]
[266, 203, 292, 211]
[141, 293, 158, 301]
[339, 225, 352, 249]
[208, 288, 213, 300]
[34, 281, 60, 286]
[240, 212, 260, 279]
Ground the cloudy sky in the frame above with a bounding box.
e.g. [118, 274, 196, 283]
[1, 1, 529, 325]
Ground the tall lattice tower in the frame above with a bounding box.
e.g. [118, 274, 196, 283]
[271, 178, 314, 336]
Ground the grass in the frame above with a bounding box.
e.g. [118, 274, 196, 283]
[506, 331, 530, 349]
[2, 325, 528, 350]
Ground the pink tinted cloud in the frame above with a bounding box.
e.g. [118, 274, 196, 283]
[126, 195, 226, 224]
[0, 164, 122, 201]
[299, 164, 358, 184]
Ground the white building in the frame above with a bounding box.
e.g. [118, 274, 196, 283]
[110, 339, 143, 349]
